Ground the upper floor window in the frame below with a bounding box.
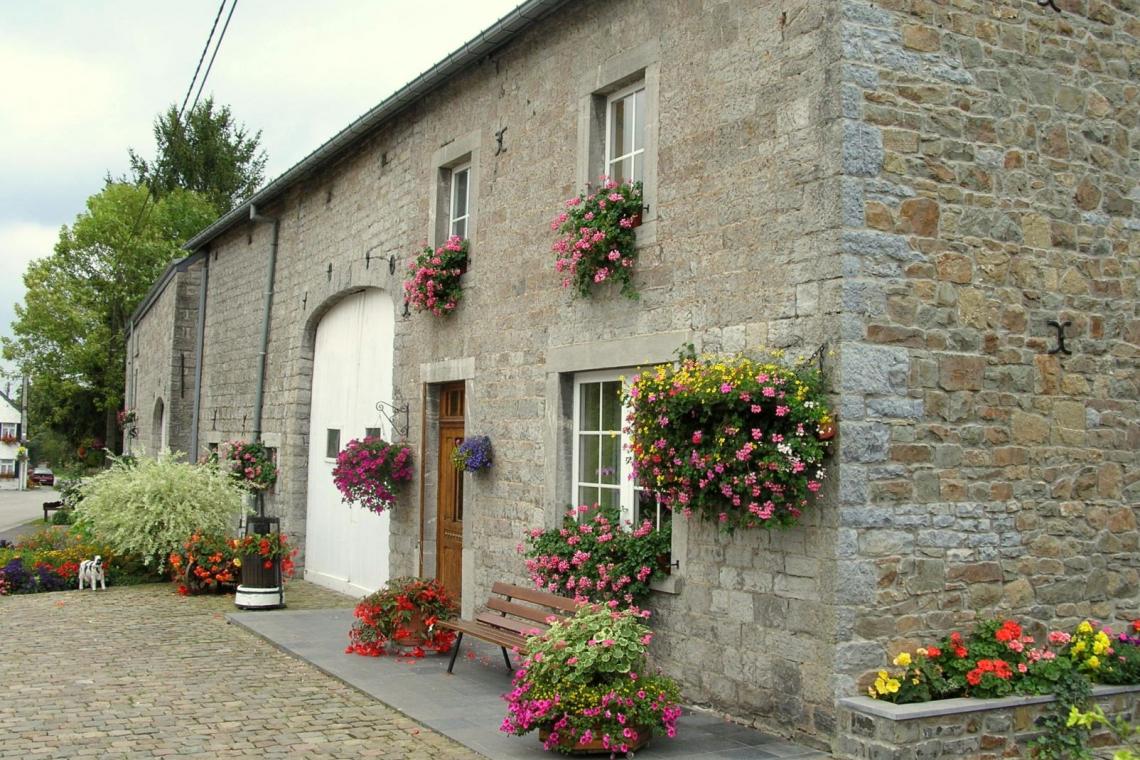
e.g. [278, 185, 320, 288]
[449, 164, 470, 240]
[605, 84, 646, 186]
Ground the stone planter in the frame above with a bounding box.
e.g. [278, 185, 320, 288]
[538, 725, 651, 754]
[836, 685, 1140, 759]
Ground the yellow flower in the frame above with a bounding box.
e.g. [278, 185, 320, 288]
[867, 686, 878, 699]
[1076, 621, 1093, 635]
[232, 558, 242, 567]
[1086, 655, 1100, 670]
[1092, 639, 1107, 656]
[893, 652, 912, 668]
[873, 671, 900, 695]
[1072, 640, 1086, 655]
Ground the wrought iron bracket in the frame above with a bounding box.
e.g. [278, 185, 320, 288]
[1047, 320, 1072, 355]
[1037, 0, 1060, 11]
[494, 126, 508, 156]
[375, 399, 410, 439]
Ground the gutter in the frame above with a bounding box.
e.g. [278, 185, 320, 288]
[249, 205, 280, 442]
[188, 254, 210, 458]
[182, 0, 569, 253]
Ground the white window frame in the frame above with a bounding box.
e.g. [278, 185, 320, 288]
[571, 369, 669, 532]
[448, 163, 470, 240]
[0, 423, 16, 439]
[0, 459, 14, 476]
[604, 82, 646, 187]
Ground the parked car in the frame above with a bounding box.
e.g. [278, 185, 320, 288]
[29, 467, 54, 487]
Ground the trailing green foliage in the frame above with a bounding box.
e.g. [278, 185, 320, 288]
[75, 453, 248, 568]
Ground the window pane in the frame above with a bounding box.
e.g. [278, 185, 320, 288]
[609, 97, 626, 163]
[452, 168, 468, 220]
[579, 434, 600, 483]
[365, 427, 382, 439]
[326, 429, 340, 459]
[599, 487, 620, 510]
[633, 89, 646, 151]
[450, 216, 467, 239]
[579, 382, 600, 430]
[601, 381, 622, 430]
[600, 434, 620, 485]
[609, 156, 632, 185]
[578, 485, 599, 508]
[632, 154, 644, 185]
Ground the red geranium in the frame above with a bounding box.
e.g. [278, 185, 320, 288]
[995, 620, 1022, 643]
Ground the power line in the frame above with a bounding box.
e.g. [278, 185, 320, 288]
[179, 0, 228, 121]
[189, 0, 239, 116]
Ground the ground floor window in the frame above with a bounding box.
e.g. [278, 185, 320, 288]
[0, 459, 15, 477]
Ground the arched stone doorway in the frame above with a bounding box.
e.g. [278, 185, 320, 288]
[304, 288, 395, 595]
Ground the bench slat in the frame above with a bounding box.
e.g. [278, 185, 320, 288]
[439, 619, 526, 649]
[474, 611, 548, 638]
[491, 582, 580, 613]
[486, 597, 567, 626]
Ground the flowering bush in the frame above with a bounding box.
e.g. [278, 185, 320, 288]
[332, 436, 414, 514]
[0, 526, 158, 594]
[552, 179, 643, 300]
[451, 435, 492, 473]
[520, 505, 671, 607]
[403, 236, 468, 316]
[346, 576, 458, 657]
[501, 605, 681, 756]
[224, 440, 277, 491]
[866, 618, 1140, 704]
[623, 347, 833, 533]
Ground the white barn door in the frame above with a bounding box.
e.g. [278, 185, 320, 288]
[305, 289, 394, 596]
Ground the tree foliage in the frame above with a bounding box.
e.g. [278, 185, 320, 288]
[1, 184, 217, 449]
[129, 97, 267, 214]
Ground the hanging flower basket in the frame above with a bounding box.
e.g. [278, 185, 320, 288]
[451, 435, 492, 473]
[332, 436, 414, 514]
[223, 440, 277, 492]
[552, 178, 643, 300]
[403, 236, 469, 317]
[623, 347, 834, 533]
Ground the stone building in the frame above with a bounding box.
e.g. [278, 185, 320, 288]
[126, 0, 1139, 750]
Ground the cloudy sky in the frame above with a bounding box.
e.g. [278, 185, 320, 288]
[0, 0, 521, 377]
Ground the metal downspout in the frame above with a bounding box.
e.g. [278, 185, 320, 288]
[188, 255, 209, 458]
[250, 206, 279, 442]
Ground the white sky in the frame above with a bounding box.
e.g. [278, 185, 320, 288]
[0, 0, 521, 377]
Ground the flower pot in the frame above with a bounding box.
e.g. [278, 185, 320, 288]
[539, 726, 651, 754]
[235, 553, 283, 610]
[393, 612, 428, 646]
[817, 421, 836, 441]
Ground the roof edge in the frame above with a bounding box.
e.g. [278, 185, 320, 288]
[183, 0, 568, 252]
[129, 251, 205, 327]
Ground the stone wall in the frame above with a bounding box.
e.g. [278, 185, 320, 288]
[835, 0, 1139, 700]
[185, 0, 846, 743]
[127, 263, 201, 458]
[836, 686, 1140, 759]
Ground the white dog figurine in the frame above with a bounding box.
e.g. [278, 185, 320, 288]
[78, 556, 106, 591]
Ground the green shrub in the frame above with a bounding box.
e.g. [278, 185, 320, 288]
[50, 508, 74, 526]
[75, 453, 249, 569]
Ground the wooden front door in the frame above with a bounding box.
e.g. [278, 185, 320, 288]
[436, 383, 465, 604]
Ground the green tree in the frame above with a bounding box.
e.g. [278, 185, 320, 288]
[2, 184, 217, 451]
[129, 97, 267, 214]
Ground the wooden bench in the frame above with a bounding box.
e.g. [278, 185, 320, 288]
[43, 501, 63, 522]
[439, 582, 579, 673]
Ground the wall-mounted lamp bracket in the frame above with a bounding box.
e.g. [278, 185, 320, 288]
[1047, 320, 1072, 355]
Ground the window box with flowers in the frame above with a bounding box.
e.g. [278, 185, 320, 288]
[403, 236, 469, 317]
[346, 576, 458, 657]
[501, 604, 682, 756]
[332, 436, 414, 514]
[552, 179, 643, 300]
[623, 346, 834, 533]
[839, 618, 1140, 760]
[520, 505, 671, 608]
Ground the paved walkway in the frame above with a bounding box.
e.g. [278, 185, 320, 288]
[1, 580, 833, 758]
[0, 582, 478, 758]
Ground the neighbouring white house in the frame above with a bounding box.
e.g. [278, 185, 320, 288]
[0, 390, 23, 491]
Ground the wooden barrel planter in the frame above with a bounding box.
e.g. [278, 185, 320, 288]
[538, 726, 652, 755]
[234, 515, 284, 610]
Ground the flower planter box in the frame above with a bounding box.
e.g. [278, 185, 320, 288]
[538, 726, 651, 755]
[835, 685, 1140, 759]
[235, 553, 283, 610]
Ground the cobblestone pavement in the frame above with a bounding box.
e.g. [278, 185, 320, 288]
[0, 582, 484, 758]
